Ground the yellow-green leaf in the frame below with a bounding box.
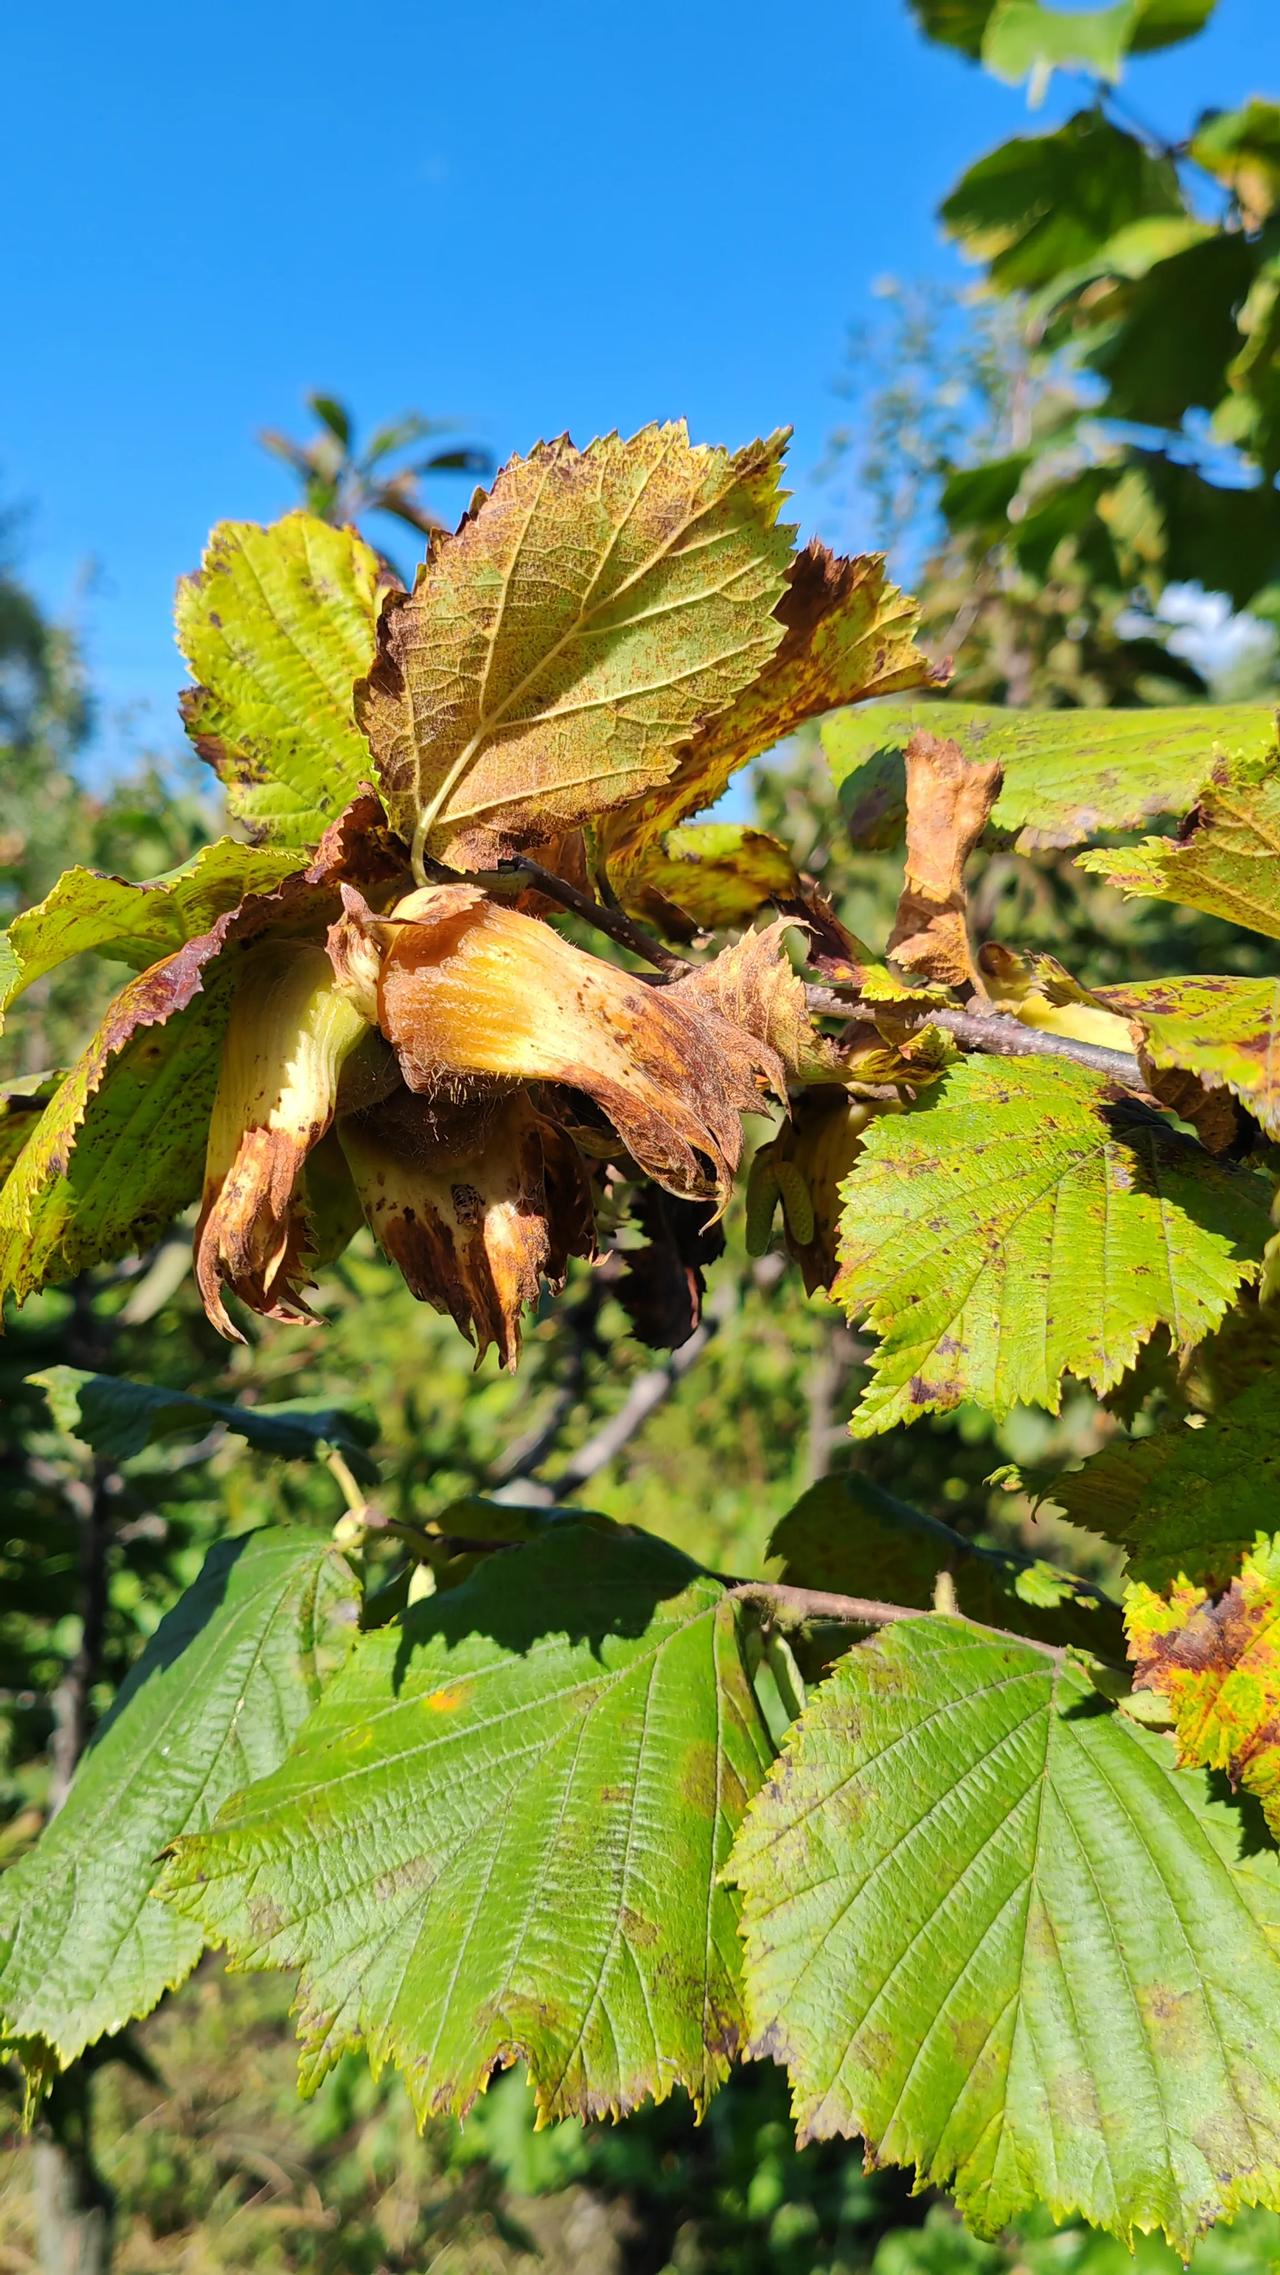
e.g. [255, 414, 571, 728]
[355, 424, 794, 867]
[177, 514, 384, 846]
[0, 840, 299, 1033]
[823, 701, 1278, 851]
[626, 824, 798, 929]
[1079, 750, 1280, 939]
[1102, 974, 1280, 1135]
[729, 1615, 1280, 2253]
[833, 1056, 1269, 1435]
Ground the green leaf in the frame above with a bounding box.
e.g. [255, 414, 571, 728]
[823, 701, 1278, 851]
[833, 1057, 1269, 1436]
[941, 113, 1182, 294]
[769, 1471, 1117, 1654]
[0, 966, 233, 1309]
[628, 824, 799, 929]
[0, 1527, 357, 2074]
[1102, 975, 1280, 1136]
[1079, 232, 1259, 432]
[0, 839, 299, 1031]
[355, 424, 794, 866]
[177, 514, 384, 847]
[1079, 750, 1280, 938]
[158, 1523, 773, 2121]
[982, 3, 1137, 89]
[31, 1366, 377, 1473]
[1044, 1374, 1280, 1591]
[729, 1615, 1280, 2251]
[1191, 99, 1280, 224]
[910, 0, 1214, 57]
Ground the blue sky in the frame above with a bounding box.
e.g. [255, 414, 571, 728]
[2, 0, 1273, 771]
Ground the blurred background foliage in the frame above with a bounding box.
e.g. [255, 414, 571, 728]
[3, 0, 1278, 2265]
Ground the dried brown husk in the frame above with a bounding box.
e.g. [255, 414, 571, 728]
[344, 885, 787, 1207]
[338, 1084, 594, 1367]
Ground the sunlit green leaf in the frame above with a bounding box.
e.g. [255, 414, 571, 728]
[823, 700, 1277, 851]
[730, 1615, 1280, 2251]
[834, 1057, 1269, 1435]
[0, 839, 298, 1031]
[177, 514, 384, 847]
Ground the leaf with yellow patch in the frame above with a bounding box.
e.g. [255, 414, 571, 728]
[355, 424, 794, 867]
[1127, 1533, 1280, 1836]
[625, 824, 798, 931]
[1100, 975, 1280, 1136]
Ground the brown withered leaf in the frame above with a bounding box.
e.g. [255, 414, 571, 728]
[887, 731, 1002, 988]
[339, 1087, 594, 1368]
[354, 424, 794, 867]
[601, 542, 943, 890]
[354, 887, 784, 1206]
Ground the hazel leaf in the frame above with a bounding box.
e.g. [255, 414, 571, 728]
[1101, 974, 1280, 1136]
[601, 541, 940, 884]
[729, 1614, 1280, 2252]
[1127, 1533, 1280, 1837]
[1045, 1376, 1280, 1592]
[0, 1527, 357, 2078]
[1079, 751, 1280, 940]
[0, 840, 300, 1033]
[823, 701, 1278, 852]
[355, 423, 794, 866]
[833, 1057, 1269, 1435]
[177, 514, 385, 846]
[158, 1523, 774, 2122]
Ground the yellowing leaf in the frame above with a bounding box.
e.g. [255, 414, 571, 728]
[600, 542, 940, 885]
[833, 1057, 1269, 1435]
[627, 824, 799, 931]
[1079, 749, 1280, 939]
[355, 424, 794, 867]
[177, 514, 385, 846]
[0, 840, 299, 1033]
[1101, 975, 1280, 1136]
[1127, 1534, 1280, 1835]
[823, 700, 1278, 851]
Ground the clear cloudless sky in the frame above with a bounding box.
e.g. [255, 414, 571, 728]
[2, 0, 1274, 770]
